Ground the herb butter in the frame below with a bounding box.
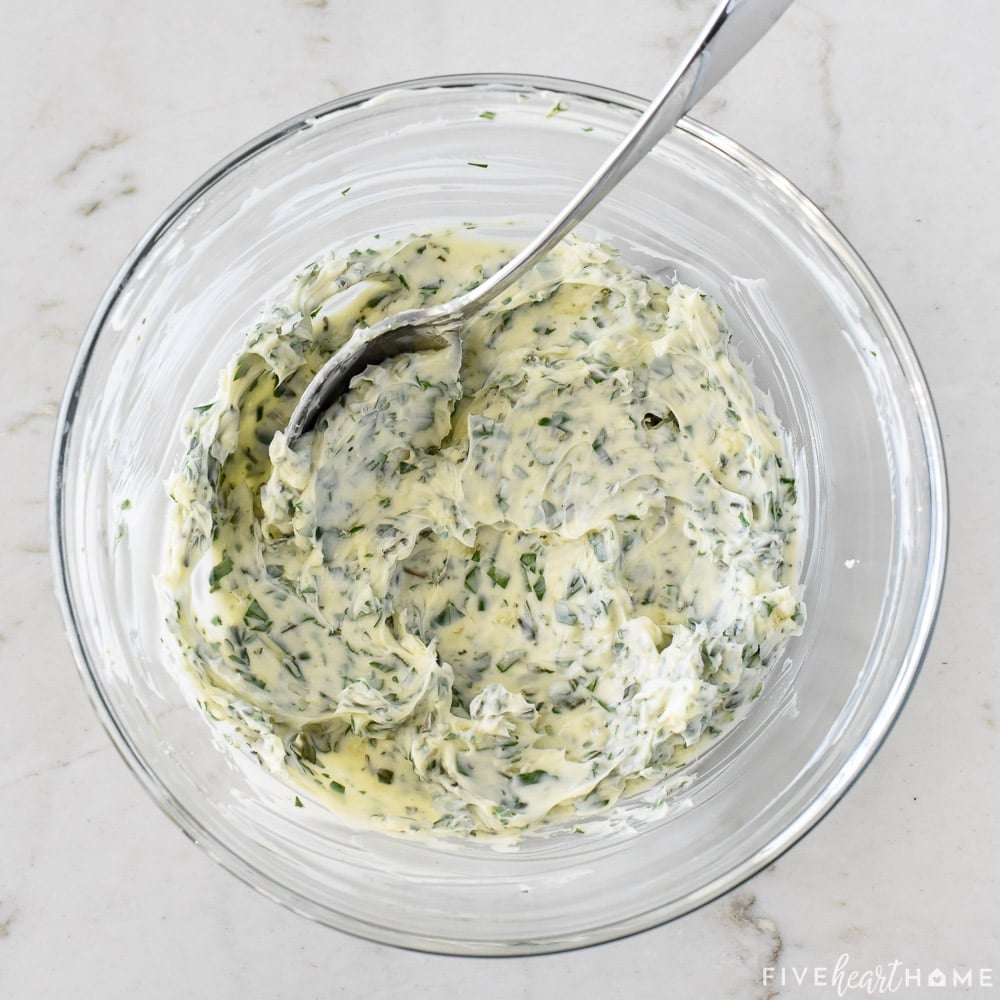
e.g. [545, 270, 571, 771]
[162, 229, 804, 835]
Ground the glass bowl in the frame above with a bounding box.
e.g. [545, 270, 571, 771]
[51, 74, 947, 955]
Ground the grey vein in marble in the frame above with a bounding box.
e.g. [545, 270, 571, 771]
[55, 129, 131, 184]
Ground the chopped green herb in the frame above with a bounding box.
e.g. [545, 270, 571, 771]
[243, 598, 272, 631]
[517, 769, 548, 785]
[208, 555, 234, 592]
[555, 603, 578, 626]
[432, 602, 465, 627]
[589, 532, 609, 563]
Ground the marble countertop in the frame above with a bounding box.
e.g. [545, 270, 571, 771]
[2, 0, 996, 996]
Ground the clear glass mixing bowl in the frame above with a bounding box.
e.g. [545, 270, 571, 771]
[51, 74, 947, 955]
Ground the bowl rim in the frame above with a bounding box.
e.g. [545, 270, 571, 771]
[49, 71, 949, 955]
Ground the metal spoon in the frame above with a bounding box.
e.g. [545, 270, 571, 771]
[286, 0, 792, 444]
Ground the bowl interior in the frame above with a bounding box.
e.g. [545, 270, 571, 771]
[53, 75, 946, 955]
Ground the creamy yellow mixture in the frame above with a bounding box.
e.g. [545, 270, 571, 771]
[162, 229, 804, 835]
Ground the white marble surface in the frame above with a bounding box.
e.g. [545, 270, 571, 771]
[1, 0, 996, 996]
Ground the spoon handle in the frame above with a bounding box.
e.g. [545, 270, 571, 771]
[446, 0, 793, 318]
